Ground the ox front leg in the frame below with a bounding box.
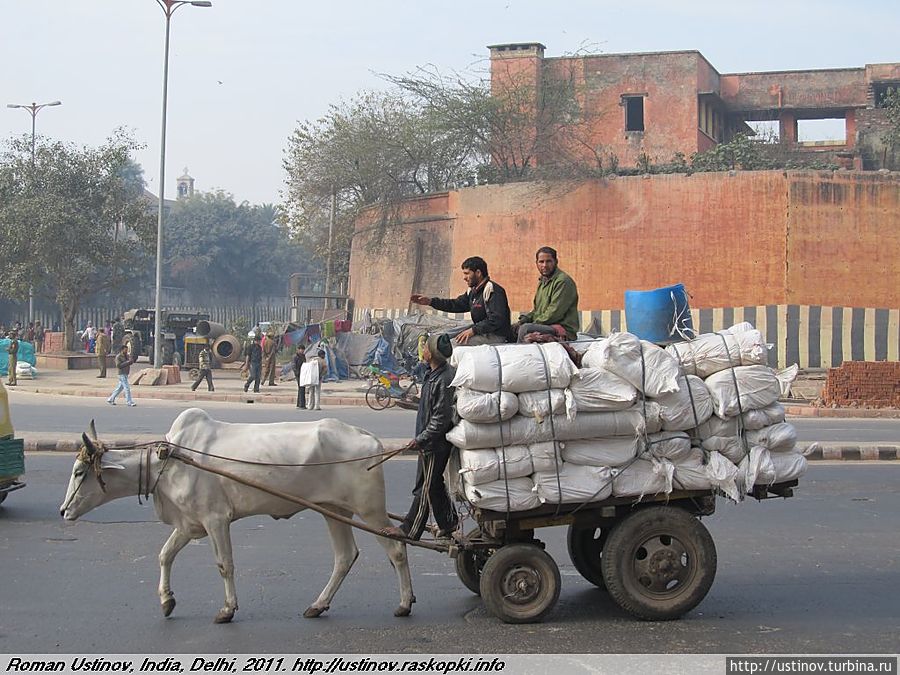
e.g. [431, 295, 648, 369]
[158, 528, 192, 617]
[205, 518, 239, 624]
[304, 513, 359, 618]
[362, 508, 415, 617]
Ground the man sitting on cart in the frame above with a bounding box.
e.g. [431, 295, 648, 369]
[410, 256, 513, 345]
[381, 333, 459, 541]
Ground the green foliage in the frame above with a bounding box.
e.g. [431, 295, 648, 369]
[163, 191, 313, 304]
[881, 87, 900, 169]
[0, 130, 154, 348]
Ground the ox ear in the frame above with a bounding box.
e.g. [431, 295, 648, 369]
[89, 419, 98, 441]
[81, 433, 98, 457]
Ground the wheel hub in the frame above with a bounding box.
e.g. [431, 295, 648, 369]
[633, 535, 691, 595]
[501, 565, 541, 605]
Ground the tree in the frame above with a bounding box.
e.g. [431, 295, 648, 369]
[0, 131, 155, 349]
[881, 87, 900, 170]
[163, 191, 310, 304]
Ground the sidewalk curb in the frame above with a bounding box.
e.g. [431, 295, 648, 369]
[22, 438, 899, 460]
[784, 405, 900, 419]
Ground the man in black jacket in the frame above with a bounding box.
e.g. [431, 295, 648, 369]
[381, 333, 458, 541]
[410, 256, 512, 345]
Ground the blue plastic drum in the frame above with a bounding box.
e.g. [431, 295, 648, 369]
[624, 283, 693, 345]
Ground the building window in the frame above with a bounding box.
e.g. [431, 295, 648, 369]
[623, 96, 644, 132]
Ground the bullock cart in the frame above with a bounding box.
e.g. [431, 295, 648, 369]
[162, 442, 796, 624]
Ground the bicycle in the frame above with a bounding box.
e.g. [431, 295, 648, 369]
[365, 368, 419, 411]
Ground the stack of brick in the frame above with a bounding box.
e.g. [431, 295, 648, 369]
[822, 361, 900, 408]
[42, 331, 68, 353]
[162, 365, 181, 385]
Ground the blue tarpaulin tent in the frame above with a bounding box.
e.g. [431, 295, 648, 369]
[0, 339, 37, 376]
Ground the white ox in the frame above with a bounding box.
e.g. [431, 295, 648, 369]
[60, 408, 414, 623]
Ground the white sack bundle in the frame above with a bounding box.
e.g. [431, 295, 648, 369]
[611, 458, 675, 498]
[458, 446, 534, 485]
[671, 450, 741, 502]
[518, 389, 574, 421]
[704, 365, 781, 418]
[458, 448, 500, 485]
[450, 342, 578, 393]
[533, 464, 613, 504]
[768, 450, 807, 483]
[700, 435, 749, 464]
[738, 446, 776, 493]
[745, 422, 797, 453]
[645, 431, 694, 462]
[447, 404, 663, 450]
[695, 402, 786, 438]
[463, 477, 540, 512]
[456, 388, 519, 423]
[581, 332, 681, 397]
[666, 325, 768, 378]
[568, 367, 638, 411]
[654, 375, 714, 431]
[530, 441, 563, 473]
[559, 437, 642, 467]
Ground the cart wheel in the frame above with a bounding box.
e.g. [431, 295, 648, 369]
[566, 524, 607, 589]
[455, 531, 494, 595]
[365, 384, 391, 411]
[601, 506, 717, 621]
[479, 543, 560, 623]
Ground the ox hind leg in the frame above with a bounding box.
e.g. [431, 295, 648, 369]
[358, 506, 415, 617]
[204, 517, 239, 624]
[304, 509, 359, 618]
[158, 528, 191, 617]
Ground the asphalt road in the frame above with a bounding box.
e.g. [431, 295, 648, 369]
[8, 392, 900, 443]
[1, 457, 898, 654]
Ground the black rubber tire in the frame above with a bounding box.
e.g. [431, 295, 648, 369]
[454, 531, 494, 595]
[566, 524, 607, 589]
[365, 384, 391, 411]
[601, 506, 717, 621]
[479, 544, 561, 624]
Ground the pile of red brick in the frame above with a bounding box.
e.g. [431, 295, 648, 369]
[41, 331, 68, 352]
[823, 361, 900, 408]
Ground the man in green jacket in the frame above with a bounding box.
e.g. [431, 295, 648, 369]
[515, 246, 580, 342]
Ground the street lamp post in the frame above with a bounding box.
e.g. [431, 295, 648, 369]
[6, 100, 62, 324]
[153, 0, 211, 366]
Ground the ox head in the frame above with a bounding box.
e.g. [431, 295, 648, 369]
[59, 419, 126, 521]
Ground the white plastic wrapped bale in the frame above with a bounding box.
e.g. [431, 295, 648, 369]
[559, 437, 641, 467]
[533, 464, 613, 504]
[456, 388, 519, 423]
[530, 441, 563, 473]
[447, 404, 663, 450]
[670, 450, 741, 502]
[654, 374, 714, 431]
[768, 450, 807, 483]
[463, 477, 540, 512]
[458, 446, 533, 485]
[738, 446, 776, 493]
[704, 365, 782, 418]
[517, 389, 572, 421]
[581, 332, 681, 397]
[745, 422, 798, 453]
[568, 367, 638, 412]
[450, 342, 578, 394]
[699, 435, 749, 465]
[611, 458, 675, 498]
[666, 324, 768, 378]
[645, 431, 694, 461]
[695, 402, 785, 438]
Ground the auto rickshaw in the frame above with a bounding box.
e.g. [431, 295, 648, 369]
[0, 380, 24, 505]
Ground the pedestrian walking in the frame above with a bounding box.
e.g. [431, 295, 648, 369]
[291, 345, 307, 409]
[107, 344, 136, 406]
[243, 334, 263, 393]
[25, 322, 35, 343]
[7, 331, 19, 387]
[33, 321, 44, 353]
[95, 330, 111, 378]
[80, 322, 97, 353]
[263, 330, 279, 386]
[190, 343, 215, 392]
[300, 349, 327, 410]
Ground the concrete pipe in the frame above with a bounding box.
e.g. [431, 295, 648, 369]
[212, 334, 241, 364]
[196, 320, 227, 340]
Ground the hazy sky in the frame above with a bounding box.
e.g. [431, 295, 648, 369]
[2, 1, 898, 205]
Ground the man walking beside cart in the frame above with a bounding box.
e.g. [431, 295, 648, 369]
[381, 333, 458, 541]
[410, 256, 513, 345]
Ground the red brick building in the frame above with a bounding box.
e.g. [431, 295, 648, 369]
[489, 43, 900, 170]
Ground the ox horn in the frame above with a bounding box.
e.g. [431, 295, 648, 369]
[89, 419, 98, 440]
[81, 433, 98, 457]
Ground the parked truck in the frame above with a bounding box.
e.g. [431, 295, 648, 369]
[121, 309, 210, 366]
